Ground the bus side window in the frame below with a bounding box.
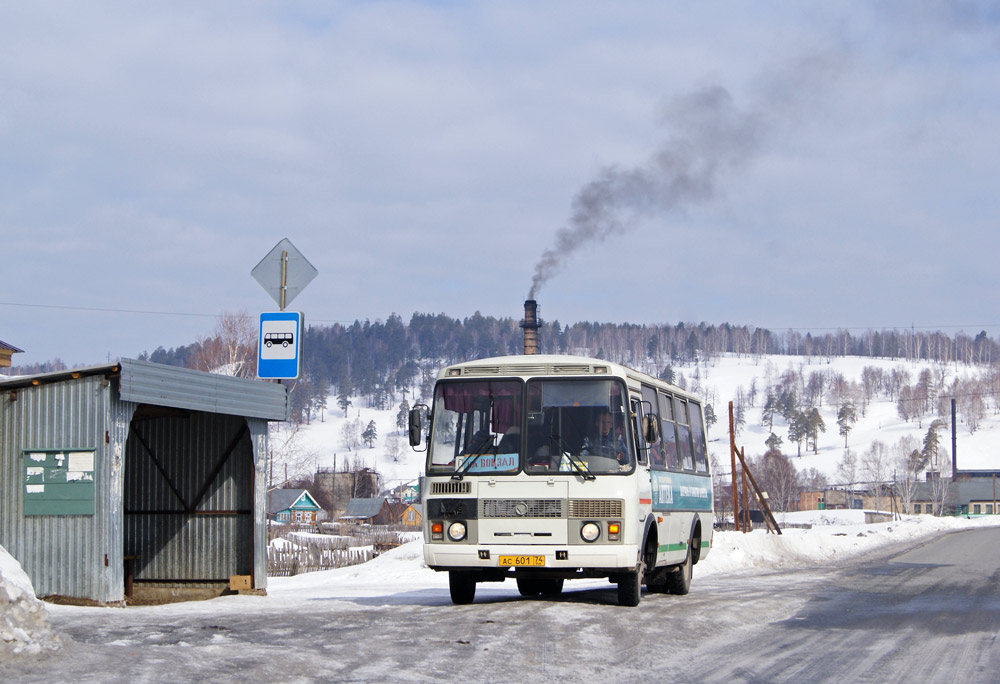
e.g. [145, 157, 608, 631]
[658, 392, 679, 470]
[674, 397, 694, 471]
[689, 402, 709, 473]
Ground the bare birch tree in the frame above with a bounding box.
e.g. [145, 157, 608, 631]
[194, 309, 258, 378]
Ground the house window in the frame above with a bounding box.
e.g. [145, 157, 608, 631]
[974, 504, 982, 515]
[407, 510, 415, 522]
[988, 505, 994, 515]
[913, 504, 921, 514]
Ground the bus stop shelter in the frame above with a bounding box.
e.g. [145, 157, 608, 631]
[0, 358, 288, 605]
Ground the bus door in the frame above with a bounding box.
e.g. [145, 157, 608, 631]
[631, 394, 653, 540]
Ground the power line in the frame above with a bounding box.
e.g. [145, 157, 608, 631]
[0, 301, 357, 324]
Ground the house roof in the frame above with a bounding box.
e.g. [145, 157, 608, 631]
[268, 488, 321, 514]
[341, 497, 387, 519]
[0, 340, 24, 353]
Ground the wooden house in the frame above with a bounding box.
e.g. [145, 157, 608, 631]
[268, 488, 322, 524]
[0, 340, 24, 368]
[339, 497, 394, 525]
[400, 503, 422, 528]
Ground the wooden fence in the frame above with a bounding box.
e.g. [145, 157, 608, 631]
[266, 523, 413, 577]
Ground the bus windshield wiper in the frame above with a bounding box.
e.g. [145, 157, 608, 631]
[550, 432, 596, 481]
[452, 430, 497, 480]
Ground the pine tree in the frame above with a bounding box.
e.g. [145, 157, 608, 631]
[396, 400, 411, 431]
[837, 402, 857, 448]
[337, 389, 352, 417]
[362, 420, 378, 448]
[806, 408, 826, 454]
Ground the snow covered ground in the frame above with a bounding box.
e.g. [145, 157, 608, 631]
[5, 511, 1000, 680]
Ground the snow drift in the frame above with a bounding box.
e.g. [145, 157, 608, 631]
[0, 544, 60, 661]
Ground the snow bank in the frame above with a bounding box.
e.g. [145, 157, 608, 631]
[0, 544, 60, 660]
[697, 511, 1000, 576]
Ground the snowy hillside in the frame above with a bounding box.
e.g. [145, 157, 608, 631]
[280, 353, 998, 492]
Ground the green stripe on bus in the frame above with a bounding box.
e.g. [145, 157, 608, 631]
[658, 540, 711, 553]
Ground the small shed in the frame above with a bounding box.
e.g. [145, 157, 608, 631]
[268, 488, 322, 523]
[0, 339, 24, 368]
[400, 503, 422, 527]
[0, 358, 288, 605]
[340, 497, 394, 525]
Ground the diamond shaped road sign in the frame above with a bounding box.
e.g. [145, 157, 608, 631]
[251, 238, 318, 309]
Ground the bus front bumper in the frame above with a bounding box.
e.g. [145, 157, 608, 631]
[424, 543, 639, 572]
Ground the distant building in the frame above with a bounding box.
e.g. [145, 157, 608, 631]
[400, 503, 422, 527]
[268, 488, 322, 524]
[0, 340, 24, 368]
[313, 467, 380, 517]
[340, 497, 394, 525]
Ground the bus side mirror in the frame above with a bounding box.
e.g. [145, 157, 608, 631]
[642, 414, 660, 444]
[408, 408, 424, 447]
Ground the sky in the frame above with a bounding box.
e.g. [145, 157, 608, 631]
[3, 2, 1000, 367]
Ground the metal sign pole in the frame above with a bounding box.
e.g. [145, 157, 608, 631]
[280, 250, 288, 311]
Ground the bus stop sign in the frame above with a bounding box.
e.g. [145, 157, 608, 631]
[258, 311, 303, 379]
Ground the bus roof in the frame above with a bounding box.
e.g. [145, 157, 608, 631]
[435, 354, 700, 402]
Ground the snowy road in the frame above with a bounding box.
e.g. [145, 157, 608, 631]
[8, 525, 1000, 683]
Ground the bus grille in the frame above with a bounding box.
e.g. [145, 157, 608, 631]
[431, 481, 472, 495]
[568, 499, 623, 519]
[480, 499, 565, 519]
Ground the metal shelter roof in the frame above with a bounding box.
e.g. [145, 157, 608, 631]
[0, 358, 288, 421]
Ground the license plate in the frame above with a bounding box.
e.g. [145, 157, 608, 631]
[498, 555, 546, 567]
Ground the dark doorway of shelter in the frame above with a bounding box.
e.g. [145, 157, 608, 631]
[124, 405, 254, 604]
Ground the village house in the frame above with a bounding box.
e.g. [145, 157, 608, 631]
[268, 488, 323, 524]
[339, 497, 395, 525]
[400, 502, 422, 528]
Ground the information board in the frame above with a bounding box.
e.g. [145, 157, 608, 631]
[23, 450, 96, 516]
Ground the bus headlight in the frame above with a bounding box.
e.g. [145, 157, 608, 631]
[580, 522, 601, 543]
[448, 521, 467, 541]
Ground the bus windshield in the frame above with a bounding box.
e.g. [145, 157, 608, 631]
[524, 378, 633, 474]
[426, 377, 633, 475]
[428, 380, 523, 474]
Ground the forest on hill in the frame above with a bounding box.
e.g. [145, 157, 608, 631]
[132, 312, 1000, 425]
[9, 311, 999, 429]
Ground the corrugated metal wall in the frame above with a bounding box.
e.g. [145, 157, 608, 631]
[124, 410, 253, 582]
[0, 373, 131, 603]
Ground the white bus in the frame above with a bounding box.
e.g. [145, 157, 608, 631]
[409, 354, 713, 606]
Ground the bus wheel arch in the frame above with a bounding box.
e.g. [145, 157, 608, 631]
[691, 519, 703, 565]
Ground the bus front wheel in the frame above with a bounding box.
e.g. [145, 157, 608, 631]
[617, 568, 641, 607]
[449, 571, 477, 605]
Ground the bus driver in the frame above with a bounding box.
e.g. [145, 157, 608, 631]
[581, 409, 629, 466]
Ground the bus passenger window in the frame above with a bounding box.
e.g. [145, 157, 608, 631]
[689, 403, 709, 473]
[658, 392, 679, 470]
[674, 397, 694, 471]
